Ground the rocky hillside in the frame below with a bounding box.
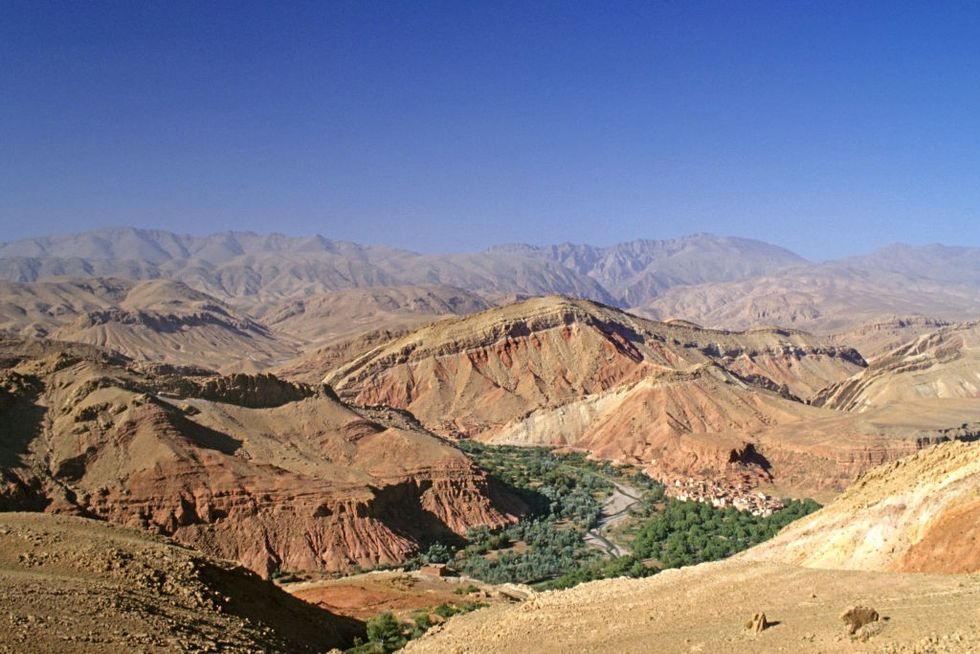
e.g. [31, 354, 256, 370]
[743, 439, 980, 573]
[404, 559, 980, 652]
[815, 321, 980, 411]
[322, 296, 864, 434]
[0, 338, 523, 576]
[0, 512, 361, 652]
[0, 277, 296, 372]
[317, 296, 980, 495]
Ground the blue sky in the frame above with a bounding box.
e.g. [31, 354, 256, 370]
[2, 1, 980, 259]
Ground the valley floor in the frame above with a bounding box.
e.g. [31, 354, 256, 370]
[405, 559, 980, 653]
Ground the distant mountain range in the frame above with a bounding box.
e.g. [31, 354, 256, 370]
[1, 228, 978, 347]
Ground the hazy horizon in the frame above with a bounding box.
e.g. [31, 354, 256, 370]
[5, 224, 980, 264]
[4, 2, 980, 260]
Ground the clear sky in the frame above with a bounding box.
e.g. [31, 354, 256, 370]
[2, 1, 980, 260]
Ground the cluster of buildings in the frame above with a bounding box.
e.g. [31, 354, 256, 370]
[665, 476, 784, 517]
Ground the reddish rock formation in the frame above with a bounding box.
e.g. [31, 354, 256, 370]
[323, 297, 976, 496]
[0, 337, 523, 577]
[323, 296, 865, 438]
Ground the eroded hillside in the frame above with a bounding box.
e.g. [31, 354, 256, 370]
[743, 439, 980, 573]
[0, 338, 523, 576]
[319, 296, 980, 495]
[815, 321, 980, 411]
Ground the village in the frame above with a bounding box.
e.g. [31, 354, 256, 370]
[665, 476, 785, 517]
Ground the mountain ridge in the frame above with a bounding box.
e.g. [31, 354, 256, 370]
[3, 228, 977, 342]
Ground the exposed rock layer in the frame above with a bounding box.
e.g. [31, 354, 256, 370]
[0, 338, 522, 576]
[743, 439, 980, 573]
[814, 321, 980, 411]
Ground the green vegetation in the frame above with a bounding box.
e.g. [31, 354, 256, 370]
[443, 442, 820, 590]
[346, 602, 485, 654]
[631, 496, 821, 567]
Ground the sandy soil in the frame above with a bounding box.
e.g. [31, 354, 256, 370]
[286, 569, 504, 620]
[406, 559, 980, 653]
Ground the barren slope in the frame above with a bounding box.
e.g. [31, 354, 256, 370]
[0, 512, 361, 653]
[0, 338, 522, 576]
[323, 296, 864, 439]
[324, 297, 980, 496]
[744, 439, 980, 573]
[405, 559, 980, 653]
[485, 364, 828, 484]
[815, 321, 980, 411]
[0, 277, 295, 372]
[487, 365, 980, 495]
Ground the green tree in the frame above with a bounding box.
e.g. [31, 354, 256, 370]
[365, 612, 406, 652]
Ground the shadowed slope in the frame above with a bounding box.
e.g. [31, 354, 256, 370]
[0, 338, 523, 576]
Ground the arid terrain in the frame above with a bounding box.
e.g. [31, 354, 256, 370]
[0, 338, 523, 577]
[0, 228, 978, 652]
[0, 512, 361, 653]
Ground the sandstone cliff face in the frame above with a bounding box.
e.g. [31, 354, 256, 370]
[0, 338, 522, 576]
[743, 440, 980, 573]
[323, 296, 864, 440]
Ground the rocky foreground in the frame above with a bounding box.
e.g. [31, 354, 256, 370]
[0, 513, 361, 653]
[405, 559, 980, 653]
